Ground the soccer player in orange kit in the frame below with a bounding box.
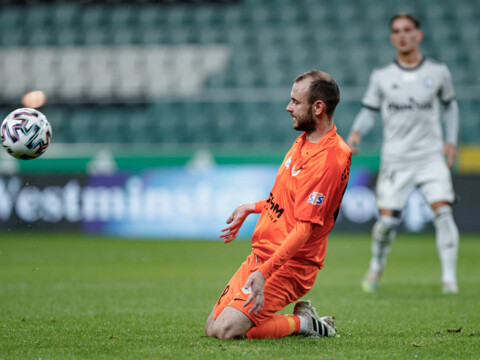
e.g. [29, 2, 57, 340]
[204, 70, 351, 340]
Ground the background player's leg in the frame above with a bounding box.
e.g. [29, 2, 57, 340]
[417, 157, 458, 293]
[432, 202, 459, 293]
[363, 209, 401, 292]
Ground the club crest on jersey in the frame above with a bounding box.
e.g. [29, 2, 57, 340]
[307, 192, 325, 205]
[423, 77, 434, 88]
[285, 156, 291, 169]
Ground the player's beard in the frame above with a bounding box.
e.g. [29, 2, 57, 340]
[293, 107, 316, 133]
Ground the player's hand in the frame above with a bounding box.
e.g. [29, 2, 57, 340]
[220, 203, 255, 243]
[243, 271, 265, 315]
[444, 143, 456, 169]
[347, 131, 362, 155]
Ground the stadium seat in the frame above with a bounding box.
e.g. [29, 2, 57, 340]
[108, 5, 135, 27]
[67, 109, 96, 143]
[30, 48, 57, 94]
[27, 28, 54, 46]
[222, 6, 248, 26]
[136, 5, 159, 26]
[55, 50, 89, 101]
[111, 27, 138, 45]
[52, 3, 80, 27]
[0, 27, 24, 46]
[82, 26, 111, 46]
[42, 106, 68, 141]
[0, 6, 22, 30]
[24, 5, 51, 31]
[78, 5, 107, 28]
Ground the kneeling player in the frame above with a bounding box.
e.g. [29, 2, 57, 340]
[205, 70, 351, 339]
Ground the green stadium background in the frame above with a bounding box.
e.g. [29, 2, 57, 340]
[1, 0, 479, 237]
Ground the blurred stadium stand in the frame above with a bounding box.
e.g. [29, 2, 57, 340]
[0, 0, 479, 150]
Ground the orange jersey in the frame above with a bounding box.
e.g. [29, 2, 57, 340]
[252, 125, 351, 270]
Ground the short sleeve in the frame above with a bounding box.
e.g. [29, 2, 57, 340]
[439, 64, 456, 104]
[362, 69, 382, 110]
[293, 165, 339, 226]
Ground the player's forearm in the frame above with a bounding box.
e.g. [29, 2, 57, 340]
[254, 200, 267, 214]
[442, 100, 459, 146]
[351, 107, 377, 136]
[257, 220, 313, 279]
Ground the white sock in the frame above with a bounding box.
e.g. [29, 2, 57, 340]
[369, 216, 401, 273]
[433, 206, 459, 284]
[298, 315, 309, 335]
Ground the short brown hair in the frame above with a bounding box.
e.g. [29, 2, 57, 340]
[295, 70, 340, 117]
[390, 13, 421, 30]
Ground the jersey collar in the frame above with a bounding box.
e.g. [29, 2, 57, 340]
[394, 56, 426, 71]
[292, 125, 337, 169]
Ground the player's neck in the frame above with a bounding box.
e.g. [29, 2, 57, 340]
[396, 50, 423, 68]
[306, 121, 333, 143]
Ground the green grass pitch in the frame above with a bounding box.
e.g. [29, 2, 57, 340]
[1, 232, 479, 359]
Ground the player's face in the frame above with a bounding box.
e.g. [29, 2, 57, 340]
[286, 79, 316, 133]
[390, 17, 423, 55]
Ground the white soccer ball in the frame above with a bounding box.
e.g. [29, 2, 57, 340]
[1, 108, 52, 160]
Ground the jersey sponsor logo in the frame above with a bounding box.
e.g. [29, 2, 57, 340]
[307, 192, 325, 205]
[388, 98, 433, 111]
[402, 73, 417, 82]
[266, 192, 284, 219]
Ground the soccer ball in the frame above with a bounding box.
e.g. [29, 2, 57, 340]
[1, 108, 52, 160]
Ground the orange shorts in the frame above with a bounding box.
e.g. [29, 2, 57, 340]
[213, 252, 318, 326]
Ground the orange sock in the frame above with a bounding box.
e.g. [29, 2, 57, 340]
[246, 314, 300, 339]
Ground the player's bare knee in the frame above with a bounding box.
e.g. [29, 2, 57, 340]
[217, 324, 244, 340]
[204, 312, 215, 337]
[205, 323, 213, 337]
[213, 319, 246, 340]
